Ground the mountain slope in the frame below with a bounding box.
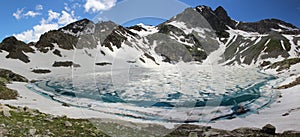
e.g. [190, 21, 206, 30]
[0, 5, 299, 79]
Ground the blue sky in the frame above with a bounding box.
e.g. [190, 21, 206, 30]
[0, 0, 299, 43]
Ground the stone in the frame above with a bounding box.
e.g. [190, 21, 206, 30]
[236, 105, 246, 114]
[29, 128, 37, 135]
[64, 121, 72, 127]
[262, 124, 276, 135]
[3, 109, 11, 117]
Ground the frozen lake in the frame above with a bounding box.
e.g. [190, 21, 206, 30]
[28, 65, 278, 123]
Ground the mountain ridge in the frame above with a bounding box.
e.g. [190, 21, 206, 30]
[0, 5, 299, 72]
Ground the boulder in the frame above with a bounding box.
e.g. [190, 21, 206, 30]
[262, 124, 276, 135]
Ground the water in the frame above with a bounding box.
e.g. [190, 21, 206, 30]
[27, 65, 278, 123]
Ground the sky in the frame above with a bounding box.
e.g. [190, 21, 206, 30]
[0, 0, 299, 43]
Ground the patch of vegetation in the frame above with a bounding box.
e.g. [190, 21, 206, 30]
[0, 68, 28, 100]
[0, 82, 18, 100]
[0, 69, 28, 82]
[0, 104, 109, 137]
[268, 58, 300, 71]
[277, 76, 300, 89]
[32, 69, 51, 74]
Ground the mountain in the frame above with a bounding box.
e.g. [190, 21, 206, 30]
[0, 5, 299, 78]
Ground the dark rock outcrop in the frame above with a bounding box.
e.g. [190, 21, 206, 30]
[32, 69, 51, 74]
[35, 30, 77, 52]
[52, 61, 80, 67]
[0, 36, 34, 63]
[236, 19, 299, 34]
[102, 25, 138, 51]
[127, 25, 147, 31]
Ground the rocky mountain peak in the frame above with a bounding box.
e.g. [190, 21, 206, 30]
[195, 5, 231, 33]
[214, 6, 236, 28]
[59, 18, 94, 36]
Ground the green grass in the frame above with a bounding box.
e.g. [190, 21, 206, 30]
[0, 105, 109, 137]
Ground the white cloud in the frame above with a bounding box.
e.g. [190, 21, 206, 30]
[58, 11, 76, 25]
[13, 8, 41, 19]
[47, 10, 61, 22]
[13, 30, 34, 42]
[23, 11, 41, 18]
[36, 4, 43, 10]
[13, 10, 78, 42]
[84, 0, 117, 13]
[13, 8, 24, 20]
[14, 23, 59, 42]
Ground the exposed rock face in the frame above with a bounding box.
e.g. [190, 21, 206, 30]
[58, 18, 94, 35]
[196, 5, 234, 33]
[35, 30, 77, 52]
[236, 19, 299, 34]
[0, 36, 34, 63]
[102, 25, 138, 51]
[214, 6, 236, 29]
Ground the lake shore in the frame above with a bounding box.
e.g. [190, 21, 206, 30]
[1, 81, 300, 134]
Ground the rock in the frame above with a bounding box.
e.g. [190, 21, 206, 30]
[62, 102, 70, 107]
[45, 116, 54, 122]
[236, 105, 246, 114]
[262, 124, 276, 135]
[29, 128, 37, 135]
[282, 112, 289, 116]
[3, 109, 11, 117]
[64, 121, 72, 127]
